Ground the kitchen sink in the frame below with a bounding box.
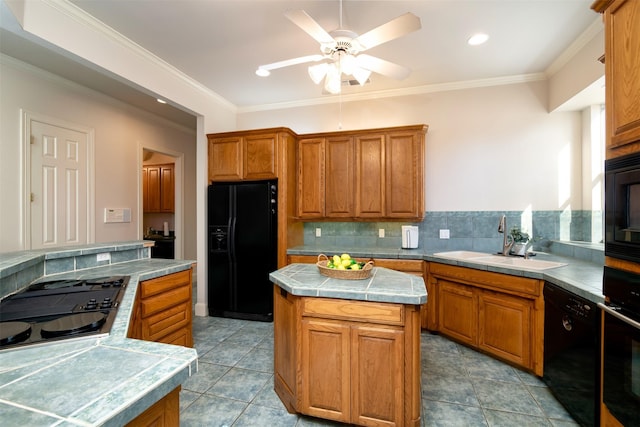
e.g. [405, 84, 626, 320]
[433, 251, 567, 271]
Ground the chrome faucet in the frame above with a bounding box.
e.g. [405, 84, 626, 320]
[498, 215, 513, 256]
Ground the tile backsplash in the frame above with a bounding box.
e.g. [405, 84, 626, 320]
[303, 210, 603, 254]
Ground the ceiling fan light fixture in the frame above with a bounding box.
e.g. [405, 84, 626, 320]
[324, 63, 342, 94]
[308, 63, 328, 84]
[340, 53, 357, 75]
[352, 67, 372, 86]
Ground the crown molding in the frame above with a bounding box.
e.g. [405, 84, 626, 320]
[237, 73, 547, 113]
[545, 17, 603, 77]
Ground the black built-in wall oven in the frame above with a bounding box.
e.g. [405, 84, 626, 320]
[605, 151, 640, 263]
[600, 266, 640, 425]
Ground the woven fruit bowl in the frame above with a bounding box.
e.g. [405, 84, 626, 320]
[316, 254, 374, 280]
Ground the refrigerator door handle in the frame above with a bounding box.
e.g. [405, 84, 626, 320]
[229, 216, 237, 261]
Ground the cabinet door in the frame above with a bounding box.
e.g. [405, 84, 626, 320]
[386, 130, 424, 218]
[208, 136, 243, 181]
[325, 136, 354, 217]
[351, 324, 404, 427]
[603, 0, 640, 156]
[145, 166, 161, 213]
[244, 133, 277, 179]
[438, 280, 477, 346]
[355, 134, 385, 217]
[160, 165, 174, 212]
[478, 290, 532, 368]
[297, 138, 325, 218]
[301, 318, 351, 423]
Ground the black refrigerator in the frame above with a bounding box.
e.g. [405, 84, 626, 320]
[208, 180, 277, 321]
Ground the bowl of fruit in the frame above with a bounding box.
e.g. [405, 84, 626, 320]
[316, 253, 373, 280]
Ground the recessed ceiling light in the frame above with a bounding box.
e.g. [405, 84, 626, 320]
[156, 98, 167, 104]
[256, 68, 270, 77]
[468, 33, 489, 46]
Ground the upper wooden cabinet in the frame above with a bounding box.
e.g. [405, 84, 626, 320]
[298, 125, 427, 220]
[208, 130, 280, 181]
[593, 0, 640, 158]
[143, 164, 174, 213]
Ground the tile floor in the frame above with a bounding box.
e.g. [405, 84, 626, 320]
[180, 315, 579, 426]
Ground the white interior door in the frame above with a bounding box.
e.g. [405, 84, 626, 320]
[30, 120, 89, 249]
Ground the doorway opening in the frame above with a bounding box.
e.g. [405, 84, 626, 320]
[141, 147, 183, 259]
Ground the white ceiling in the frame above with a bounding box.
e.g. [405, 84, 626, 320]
[1, 0, 603, 125]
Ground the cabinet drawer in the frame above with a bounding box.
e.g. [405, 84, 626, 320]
[141, 285, 190, 317]
[429, 262, 542, 297]
[302, 297, 404, 325]
[142, 301, 191, 342]
[140, 270, 191, 298]
[373, 259, 424, 274]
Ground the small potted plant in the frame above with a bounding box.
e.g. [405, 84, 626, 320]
[509, 227, 531, 256]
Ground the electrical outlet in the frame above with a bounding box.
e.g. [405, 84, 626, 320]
[379, 228, 385, 238]
[97, 253, 111, 262]
[439, 229, 450, 239]
[315, 228, 322, 237]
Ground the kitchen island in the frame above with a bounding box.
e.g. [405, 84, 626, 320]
[269, 263, 426, 427]
[0, 241, 197, 426]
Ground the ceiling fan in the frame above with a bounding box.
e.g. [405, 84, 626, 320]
[255, 1, 421, 94]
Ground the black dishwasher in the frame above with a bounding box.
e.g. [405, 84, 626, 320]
[543, 282, 600, 426]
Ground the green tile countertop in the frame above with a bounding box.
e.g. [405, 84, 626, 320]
[287, 246, 605, 305]
[269, 263, 427, 305]
[0, 246, 198, 427]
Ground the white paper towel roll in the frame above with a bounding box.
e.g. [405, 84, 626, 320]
[163, 222, 169, 236]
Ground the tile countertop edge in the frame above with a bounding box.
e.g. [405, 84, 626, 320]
[287, 246, 605, 305]
[0, 257, 198, 427]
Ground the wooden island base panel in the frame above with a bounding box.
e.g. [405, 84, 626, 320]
[269, 263, 426, 427]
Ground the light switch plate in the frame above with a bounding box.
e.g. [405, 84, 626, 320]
[439, 229, 450, 239]
[96, 253, 111, 262]
[379, 229, 385, 238]
[315, 228, 322, 237]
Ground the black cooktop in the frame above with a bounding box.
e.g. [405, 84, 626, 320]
[0, 276, 129, 349]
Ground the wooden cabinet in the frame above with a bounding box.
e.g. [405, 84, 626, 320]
[438, 280, 477, 346]
[325, 136, 355, 217]
[128, 269, 193, 347]
[300, 317, 404, 425]
[274, 289, 421, 427]
[126, 386, 180, 427]
[426, 262, 544, 375]
[297, 125, 427, 220]
[143, 164, 174, 213]
[355, 133, 385, 217]
[593, 0, 640, 158]
[208, 131, 278, 181]
[297, 138, 325, 218]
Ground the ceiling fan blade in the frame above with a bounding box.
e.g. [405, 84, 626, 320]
[356, 54, 411, 80]
[354, 12, 421, 51]
[257, 55, 325, 74]
[285, 10, 335, 45]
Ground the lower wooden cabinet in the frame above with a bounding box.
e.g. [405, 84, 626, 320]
[128, 269, 193, 347]
[301, 318, 404, 425]
[274, 288, 421, 427]
[126, 386, 180, 427]
[426, 262, 543, 375]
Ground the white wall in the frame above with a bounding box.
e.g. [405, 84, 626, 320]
[239, 80, 583, 212]
[0, 55, 198, 257]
